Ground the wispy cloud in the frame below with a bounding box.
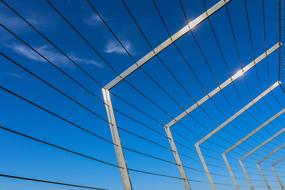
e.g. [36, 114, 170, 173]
[83, 14, 101, 26]
[36, 45, 70, 66]
[10, 43, 103, 68]
[11, 43, 44, 62]
[7, 72, 24, 79]
[68, 54, 103, 68]
[104, 40, 132, 55]
[0, 13, 41, 29]
[0, 14, 24, 29]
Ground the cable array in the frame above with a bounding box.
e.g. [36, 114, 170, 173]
[0, 0, 284, 189]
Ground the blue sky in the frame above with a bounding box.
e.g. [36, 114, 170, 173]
[0, 0, 285, 190]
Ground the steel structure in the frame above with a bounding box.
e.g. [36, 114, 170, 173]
[0, 0, 283, 189]
[272, 156, 285, 190]
[239, 128, 285, 190]
[256, 142, 285, 190]
[100, 0, 285, 189]
[165, 42, 280, 189]
[194, 81, 280, 190]
[102, 0, 231, 189]
[221, 108, 285, 190]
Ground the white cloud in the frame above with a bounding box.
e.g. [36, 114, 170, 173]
[0, 13, 40, 29]
[84, 14, 101, 26]
[10, 43, 103, 68]
[0, 14, 24, 29]
[68, 54, 103, 68]
[36, 45, 69, 66]
[7, 72, 23, 79]
[104, 40, 132, 55]
[11, 44, 44, 62]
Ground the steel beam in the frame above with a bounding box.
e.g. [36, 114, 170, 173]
[221, 108, 285, 189]
[102, 88, 133, 190]
[272, 157, 285, 190]
[256, 164, 271, 190]
[102, 0, 282, 189]
[222, 153, 240, 190]
[104, 0, 231, 90]
[194, 82, 279, 190]
[239, 128, 285, 190]
[256, 142, 285, 190]
[271, 166, 285, 190]
[163, 43, 281, 190]
[165, 127, 191, 190]
[258, 142, 285, 164]
[165, 43, 281, 129]
[239, 160, 254, 190]
[102, 1, 233, 189]
[272, 155, 285, 167]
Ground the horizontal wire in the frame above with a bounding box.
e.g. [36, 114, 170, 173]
[178, 0, 283, 159]
[0, 173, 110, 190]
[49, 0, 284, 167]
[0, 83, 276, 183]
[0, 29, 200, 167]
[0, 0, 243, 169]
[0, 172, 279, 189]
[119, 0, 268, 160]
[153, 0, 285, 178]
[0, 0, 202, 162]
[99, 1, 282, 178]
[200, 0, 285, 155]
[46, 0, 256, 161]
[0, 83, 198, 169]
[0, 0, 282, 186]
[0, 0, 171, 141]
[0, 0, 276, 177]
[0, 125, 274, 185]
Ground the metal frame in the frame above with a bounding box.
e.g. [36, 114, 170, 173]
[256, 142, 285, 190]
[221, 108, 285, 190]
[102, 89, 133, 190]
[165, 43, 281, 129]
[104, 0, 231, 91]
[164, 43, 281, 190]
[239, 128, 285, 190]
[272, 156, 285, 190]
[101, 0, 283, 188]
[102, 1, 231, 189]
[194, 81, 280, 190]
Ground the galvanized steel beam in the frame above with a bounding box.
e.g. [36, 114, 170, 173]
[104, 0, 231, 90]
[221, 108, 285, 189]
[256, 141, 285, 190]
[102, 88, 133, 190]
[272, 157, 285, 190]
[165, 43, 281, 129]
[195, 82, 280, 190]
[239, 128, 285, 190]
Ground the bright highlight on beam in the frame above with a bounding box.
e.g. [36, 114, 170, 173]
[235, 69, 245, 78]
[165, 42, 281, 129]
[195, 81, 280, 190]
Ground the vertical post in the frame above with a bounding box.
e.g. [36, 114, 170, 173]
[272, 156, 285, 190]
[102, 88, 133, 190]
[194, 82, 279, 190]
[271, 165, 285, 190]
[239, 128, 285, 189]
[256, 164, 271, 190]
[165, 127, 191, 190]
[256, 141, 285, 190]
[195, 143, 217, 190]
[239, 160, 254, 190]
[222, 153, 240, 190]
[221, 109, 285, 190]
